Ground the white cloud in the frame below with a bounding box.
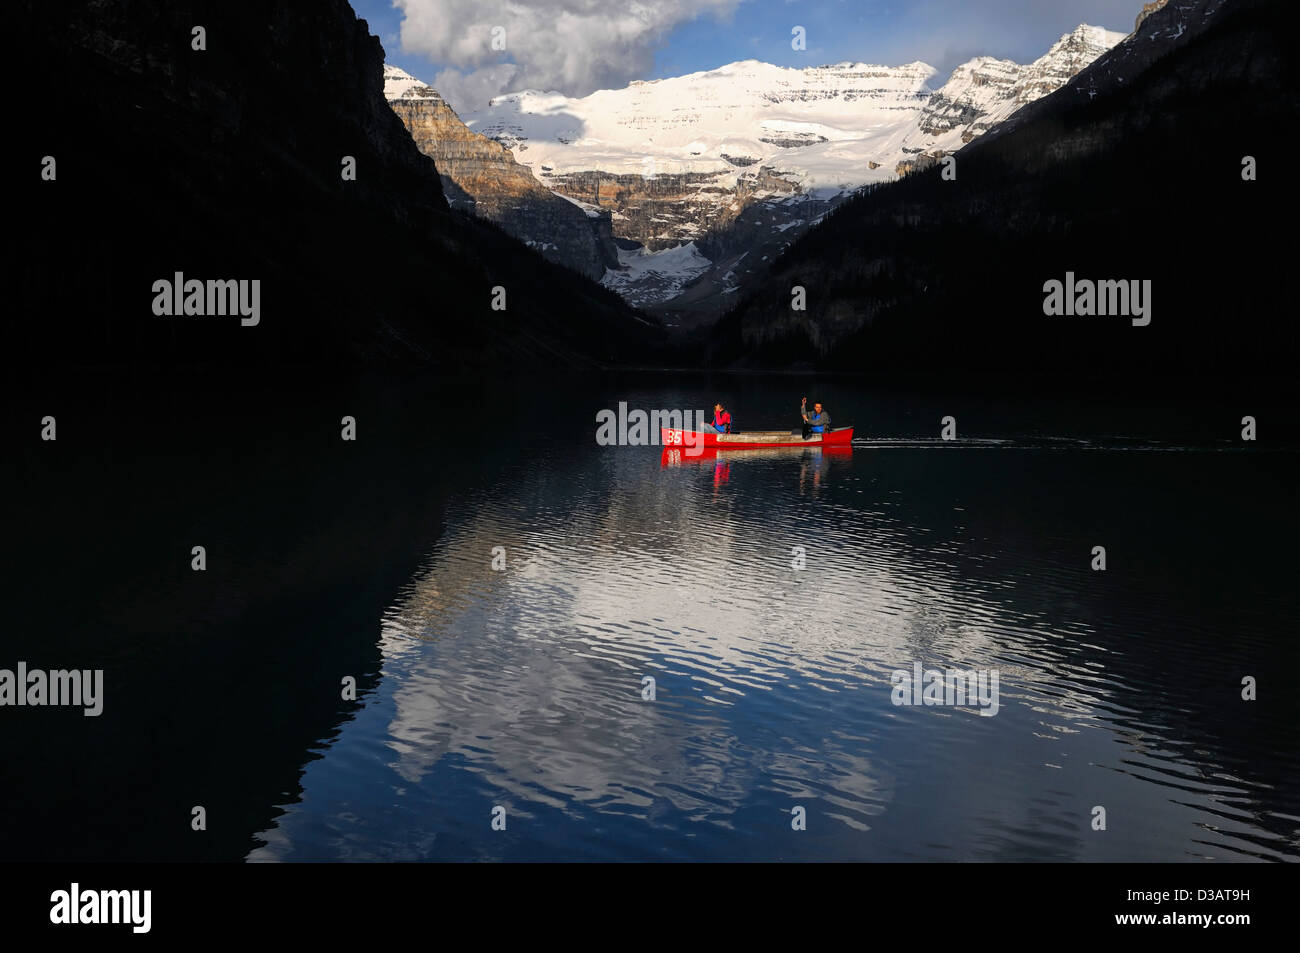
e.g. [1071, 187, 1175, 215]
[395, 0, 744, 111]
[432, 63, 520, 115]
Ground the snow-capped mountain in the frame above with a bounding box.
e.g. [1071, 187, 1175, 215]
[892, 24, 1128, 165]
[468, 60, 936, 195]
[453, 60, 938, 315]
[983, 0, 1229, 146]
[383, 24, 1125, 318]
[466, 25, 1123, 210]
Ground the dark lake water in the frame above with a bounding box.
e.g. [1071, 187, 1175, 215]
[4, 372, 1297, 861]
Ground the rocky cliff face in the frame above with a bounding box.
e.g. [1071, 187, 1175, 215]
[384, 66, 617, 279]
[545, 165, 801, 253]
[913, 58, 1023, 140]
[1012, 24, 1127, 100]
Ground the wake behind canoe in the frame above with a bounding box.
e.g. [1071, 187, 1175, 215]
[661, 427, 853, 450]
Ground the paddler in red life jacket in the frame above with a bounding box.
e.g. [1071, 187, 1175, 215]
[708, 403, 733, 434]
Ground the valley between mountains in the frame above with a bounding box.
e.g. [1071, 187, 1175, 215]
[382, 21, 1129, 325]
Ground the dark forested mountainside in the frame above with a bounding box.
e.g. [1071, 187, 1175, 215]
[11, 0, 660, 380]
[704, 0, 1297, 388]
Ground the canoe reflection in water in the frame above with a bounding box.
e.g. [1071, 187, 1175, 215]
[660, 443, 853, 495]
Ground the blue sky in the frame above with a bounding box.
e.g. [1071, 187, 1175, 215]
[353, 0, 1141, 111]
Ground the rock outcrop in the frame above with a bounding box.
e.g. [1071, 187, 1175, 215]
[384, 66, 618, 279]
[545, 166, 800, 253]
[1136, 0, 1172, 31]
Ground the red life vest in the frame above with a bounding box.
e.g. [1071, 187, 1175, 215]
[713, 410, 732, 432]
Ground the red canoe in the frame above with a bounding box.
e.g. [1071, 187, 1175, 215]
[660, 426, 853, 450]
[661, 444, 853, 466]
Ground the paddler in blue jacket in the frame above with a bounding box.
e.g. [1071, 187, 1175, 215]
[801, 397, 831, 438]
